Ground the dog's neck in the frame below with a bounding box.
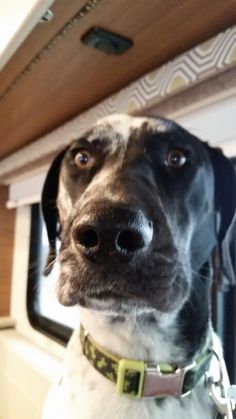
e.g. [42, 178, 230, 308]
[80, 307, 186, 364]
[79, 264, 212, 365]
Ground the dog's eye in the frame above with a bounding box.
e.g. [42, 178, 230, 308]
[74, 150, 93, 169]
[165, 149, 187, 168]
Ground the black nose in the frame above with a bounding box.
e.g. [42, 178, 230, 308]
[72, 206, 153, 262]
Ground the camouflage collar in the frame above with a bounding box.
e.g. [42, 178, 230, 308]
[80, 324, 213, 399]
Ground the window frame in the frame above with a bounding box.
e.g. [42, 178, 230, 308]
[211, 156, 236, 383]
[27, 204, 72, 346]
[214, 289, 236, 383]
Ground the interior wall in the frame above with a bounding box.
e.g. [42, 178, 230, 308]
[0, 204, 62, 419]
[0, 186, 15, 315]
[0, 329, 53, 419]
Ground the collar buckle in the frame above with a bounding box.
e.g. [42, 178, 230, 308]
[116, 357, 197, 399]
[143, 361, 197, 399]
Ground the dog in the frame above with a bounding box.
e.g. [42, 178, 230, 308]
[42, 114, 236, 419]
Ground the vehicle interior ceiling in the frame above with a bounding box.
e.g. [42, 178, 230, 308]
[0, 0, 236, 369]
[0, 0, 235, 323]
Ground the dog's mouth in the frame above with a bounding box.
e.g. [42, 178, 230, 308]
[57, 262, 189, 315]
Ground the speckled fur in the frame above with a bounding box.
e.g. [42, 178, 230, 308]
[42, 114, 231, 419]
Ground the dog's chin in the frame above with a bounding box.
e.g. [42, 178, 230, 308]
[83, 295, 187, 315]
[57, 285, 187, 315]
[80, 295, 154, 316]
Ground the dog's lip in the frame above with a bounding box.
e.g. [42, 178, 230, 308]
[87, 290, 127, 300]
[83, 292, 153, 314]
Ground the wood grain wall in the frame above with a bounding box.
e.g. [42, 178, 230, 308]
[0, 186, 15, 315]
[0, 0, 235, 159]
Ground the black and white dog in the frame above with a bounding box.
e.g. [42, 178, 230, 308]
[42, 115, 236, 419]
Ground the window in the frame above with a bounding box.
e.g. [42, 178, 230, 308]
[212, 156, 236, 383]
[27, 204, 79, 345]
[214, 286, 236, 383]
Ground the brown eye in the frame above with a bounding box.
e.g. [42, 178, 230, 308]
[166, 149, 187, 168]
[74, 150, 93, 169]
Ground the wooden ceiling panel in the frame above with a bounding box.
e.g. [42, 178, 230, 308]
[0, 0, 86, 96]
[0, 0, 235, 159]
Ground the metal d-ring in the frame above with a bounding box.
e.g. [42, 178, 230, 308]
[206, 347, 234, 419]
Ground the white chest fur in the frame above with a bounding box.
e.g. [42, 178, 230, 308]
[43, 308, 215, 419]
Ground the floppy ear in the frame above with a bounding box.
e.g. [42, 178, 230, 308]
[207, 146, 236, 288]
[41, 148, 69, 276]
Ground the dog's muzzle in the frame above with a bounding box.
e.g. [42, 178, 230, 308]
[72, 204, 153, 263]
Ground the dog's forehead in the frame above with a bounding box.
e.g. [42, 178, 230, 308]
[94, 114, 167, 141]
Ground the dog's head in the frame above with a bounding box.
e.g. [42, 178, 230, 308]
[42, 115, 236, 315]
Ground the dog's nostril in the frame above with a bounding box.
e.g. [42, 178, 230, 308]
[116, 230, 145, 253]
[75, 228, 99, 249]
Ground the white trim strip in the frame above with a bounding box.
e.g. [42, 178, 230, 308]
[6, 195, 41, 209]
[6, 171, 46, 206]
[0, 0, 54, 72]
[0, 317, 15, 330]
